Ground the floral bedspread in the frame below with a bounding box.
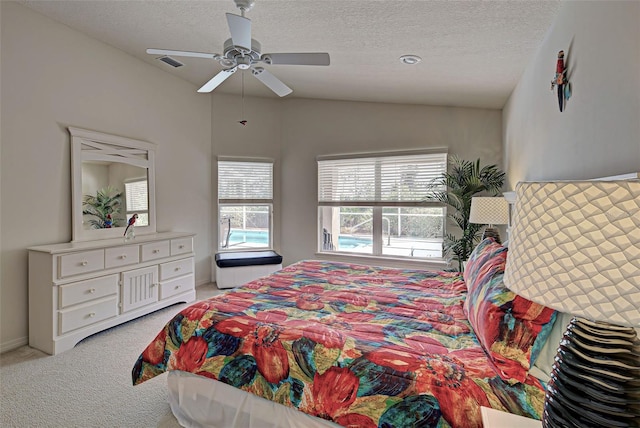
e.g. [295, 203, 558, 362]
[133, 260, 546, 428]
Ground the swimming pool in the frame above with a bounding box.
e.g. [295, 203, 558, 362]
[228, 229, 371, 249]
[227, 229, 270, 245]
[334, 235, 372, 248]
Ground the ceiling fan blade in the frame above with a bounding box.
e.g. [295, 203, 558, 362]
[262, 53, 330, 66]
[226, 13, 252, 53]
[251, 67, 292, 97]
[197, 67, 237, 93]
[147, 48, 218, 59]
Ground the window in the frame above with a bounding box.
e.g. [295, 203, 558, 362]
[218, 158, 273, 251]
[318, 151, 447, 259]
[124, 178, 149, 226]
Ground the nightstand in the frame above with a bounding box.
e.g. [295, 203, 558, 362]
[481, 407, 542, 428]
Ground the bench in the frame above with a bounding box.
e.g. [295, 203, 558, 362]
[214, 250, 283, 289]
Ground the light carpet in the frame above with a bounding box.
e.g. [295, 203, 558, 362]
[0, 284, 221, 428]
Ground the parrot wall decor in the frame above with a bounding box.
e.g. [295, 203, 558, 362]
[551, 50, 572, 112]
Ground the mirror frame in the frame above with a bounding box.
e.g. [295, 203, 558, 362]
[70, 127, 157, 242]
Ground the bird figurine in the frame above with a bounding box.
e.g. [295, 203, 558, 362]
[551, 50, 571, 112]
[124, 213, 138, 239]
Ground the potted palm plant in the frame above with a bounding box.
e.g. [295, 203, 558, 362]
[82, 185, 123, 229]
[429, 156, 505, 271]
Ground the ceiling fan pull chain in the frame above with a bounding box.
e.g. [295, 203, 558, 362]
[238, 71, 247, 126]
[242, 71, 245, 117]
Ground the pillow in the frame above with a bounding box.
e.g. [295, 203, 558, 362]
[463, 238, 557, 383]
[531, 311, 573, 382]
[463, 237, 507, 287]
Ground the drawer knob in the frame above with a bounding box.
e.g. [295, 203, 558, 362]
[89, 312, 96, 318]
[120, 254, 127, 259]
[81, 261, 88, 266]
[174, 285, 181, 290]
[89, 288, 96, 294]
[179, 245, 184, 249]
[175, 267, 181, 271]
[153, 249, 159, 254]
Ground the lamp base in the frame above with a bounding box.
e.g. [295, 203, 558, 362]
[482, 227, 501, 244]
[542, 317, 640, 428]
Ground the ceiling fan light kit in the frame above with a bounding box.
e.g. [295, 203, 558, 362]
[146, 0, 329, 97]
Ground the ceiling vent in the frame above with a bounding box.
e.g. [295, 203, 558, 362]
[157, 56, 184, 68]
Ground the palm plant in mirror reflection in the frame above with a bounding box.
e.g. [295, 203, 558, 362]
[82, 185, 123, 229]
[428, 156, 505, 272]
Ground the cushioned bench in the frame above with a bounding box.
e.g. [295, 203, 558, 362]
[214, 250, 283, 289]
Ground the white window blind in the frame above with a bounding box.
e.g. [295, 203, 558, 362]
[125, 180, 148, 211]
[318, 152, 447, 204]
[218, 161, 273, 202]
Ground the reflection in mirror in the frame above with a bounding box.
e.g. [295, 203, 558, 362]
[70, 127, 156, 242]
[81, 163, 149, 230]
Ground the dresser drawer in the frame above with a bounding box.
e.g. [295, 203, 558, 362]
[59, 274, 119, 309]
[105, 245, 140, 269]
[171, 237, 193, 256]
[160, 258, 194, 281]
[59, 249, 105, 278]
[160, 274, 194, 300]
[58, 297, 118, 335]
[141, 240, 170, 262]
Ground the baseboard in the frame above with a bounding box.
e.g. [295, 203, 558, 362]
[196, 278, 211, 287]
[0, 336, 28, 354]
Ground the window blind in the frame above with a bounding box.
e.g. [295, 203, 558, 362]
[318, 152, 446, 204]
[218, 161, 273, 202]
[125, 180, 148, 211]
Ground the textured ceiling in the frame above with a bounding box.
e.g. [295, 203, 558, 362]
[18, 0, 562, 109]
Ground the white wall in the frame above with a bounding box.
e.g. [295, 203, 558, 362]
[0, 1, 4, 351]
[211, 98, 503, 271]
[279, 99, 502, 268]
[0, 2, 212, 352]
[211, 93, 283, 259]
[503, 1, 640, 186]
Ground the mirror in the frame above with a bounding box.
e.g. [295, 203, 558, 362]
[70, 127, 156, 242]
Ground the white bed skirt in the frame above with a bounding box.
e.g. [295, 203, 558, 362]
[167, 370, 341, 428]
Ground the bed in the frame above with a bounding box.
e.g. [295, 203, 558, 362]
[132, 238, 559, 427]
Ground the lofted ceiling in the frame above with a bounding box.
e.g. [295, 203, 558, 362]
[18, 0, 562, 109]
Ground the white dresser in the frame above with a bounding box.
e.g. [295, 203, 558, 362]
[28, 232, 196, 355]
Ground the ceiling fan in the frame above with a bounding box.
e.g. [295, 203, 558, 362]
[147, 0, 330, 97]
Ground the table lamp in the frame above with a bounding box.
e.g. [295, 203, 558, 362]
[504, 180, 640, 428]
[469, 196, 509, 244]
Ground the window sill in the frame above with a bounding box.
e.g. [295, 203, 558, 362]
[314, 251, 451, 272]
[217, 248, 274, 253]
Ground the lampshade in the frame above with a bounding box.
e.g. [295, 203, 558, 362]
[469, 197, 509, 226]
[504, 180, 640, 428]
[504, 180, 640, 327]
